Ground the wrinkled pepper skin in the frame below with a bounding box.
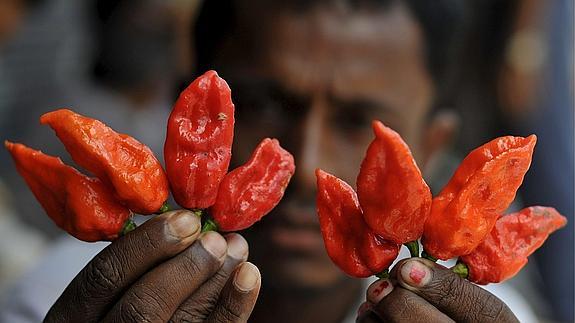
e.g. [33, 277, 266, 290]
[316, 169, 399, 278]
[460, 206, 567, 284]
[357, 121, 431, 244]
[5, 141, 131, 242]
[423, 135, 537, 260]
[165, 70, 235, 209]
[210, 138, 295, 232]
[41, 109, 169, 215]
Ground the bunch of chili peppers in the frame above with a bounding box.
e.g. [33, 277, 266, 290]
[316, 120, 567, 284]
[5, 70, 295, 241]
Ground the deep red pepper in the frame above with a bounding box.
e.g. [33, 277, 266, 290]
[357, 120, 432, 244]
[164, 70, 235, 209]
[456, 206, 567, 284]
[316, 169, 399, 278]
[5, 141, 131, 242]
[209, 138, 295, 232]
[423, 135, 537, 260]
[41, 109, 169, 215]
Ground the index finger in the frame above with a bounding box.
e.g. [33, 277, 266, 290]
[45, 210, 201, 323]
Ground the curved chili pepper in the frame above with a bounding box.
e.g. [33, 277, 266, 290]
[455, 206, 567, 284]
[316, 169, 399, 278]
[5, 141, 131, 242]
[209, 138, 295, 232]
[357, 120, 431, 244]
[40, 109, 169, 215]
[423, 135, 537, 260]
[165, 70, 235, 209]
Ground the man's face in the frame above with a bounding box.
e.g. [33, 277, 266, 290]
[217, 2, 434, 290]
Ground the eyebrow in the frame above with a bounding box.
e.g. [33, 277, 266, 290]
[226, 73, 397, 116]
[328, 95, 398, 117]
[227, 75, 298, 98]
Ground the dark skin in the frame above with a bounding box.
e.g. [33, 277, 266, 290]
[359, 259, 518, 322]
[45, 210, 260, 322]
[45, 1, 519, 322]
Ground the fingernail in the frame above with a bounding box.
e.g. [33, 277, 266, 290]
[357, 302, 372, 317]
[400, 260, 431, 287]
[167, 210, 201, 240]
[200, 231, 227, 259]
[225, 234, 249, 260]
[234, 262, 260, 292]
[366, 279, 393, 304]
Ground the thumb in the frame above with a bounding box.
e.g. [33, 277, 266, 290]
[395, 258, 518, 323]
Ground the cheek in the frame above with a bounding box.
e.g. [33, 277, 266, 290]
[327, 129, 373, 184]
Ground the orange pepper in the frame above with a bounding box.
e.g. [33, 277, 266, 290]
[5, 141, 131, 242]
[41, 109, 169, 214]
[456, 206, 567, 284]
[357, 121, 432, 244]
[423, 135, 537, 260]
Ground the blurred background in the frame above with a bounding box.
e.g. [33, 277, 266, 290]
[0, 0, 572, 322]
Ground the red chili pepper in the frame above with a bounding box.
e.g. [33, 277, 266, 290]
[423, 135, 537, 260]
[164, 70, 235, 209]
[316, 169, 399, 278]
[40, 109, 169, 215]
[455, 206, 567, 284]
[5, 141, 131, 242]
[209, 138, 295, 232]
[357, 121, 431, 244]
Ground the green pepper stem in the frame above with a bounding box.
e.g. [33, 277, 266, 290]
[375, 269, 390, 279]
[120, 218, 137, 236]
[153, 202, 172, 214]
[452, 262, 469, 279]
[404, 240, 420, 258]
[201, 218, 218, 233]
[192, 209, 204, 218]
[421, 250, 438, 262]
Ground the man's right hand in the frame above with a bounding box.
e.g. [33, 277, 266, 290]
[44, 210, 260, 323]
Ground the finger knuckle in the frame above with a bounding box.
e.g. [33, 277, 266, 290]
[401, 292, 425, 321]
[170, 303, 210, 323]
[141, 230, 162, 251]
[430, 272, 468, 309]
[81, 251, 125, 297]
[379, 289, 419, 322]
[181, 250, 206, 277]
[119, 286, 167, 323]
[466, 292, 517, 323]
[118, 302, 156, 323]
[214, 303, 244, 323]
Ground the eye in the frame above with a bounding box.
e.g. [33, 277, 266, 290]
[332, 107, 372, 132]
[232, 80, 308, 126]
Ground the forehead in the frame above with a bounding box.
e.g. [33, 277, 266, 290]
[233, 2, 432, 110]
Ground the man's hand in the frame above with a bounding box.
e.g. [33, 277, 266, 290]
[44, 210, 261, 323]
[357, 258, 519, 323]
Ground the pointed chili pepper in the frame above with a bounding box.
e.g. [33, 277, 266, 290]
[357, 120, 432, 245]
[316, 169, 399, 278]
[454, 206, 567, 284]
[208, 138, 295, 232]
[164, 70, 235, 209]
[423, 135, 537, 260]
[40, 109, 169, 215]
[5, 141, 132, 242]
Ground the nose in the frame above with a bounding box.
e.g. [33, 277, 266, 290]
[295, 95, 328, 195]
